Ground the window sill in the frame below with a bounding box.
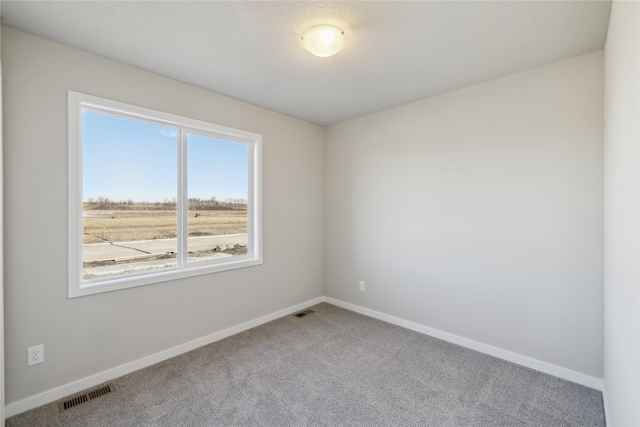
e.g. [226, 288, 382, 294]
[70, 256, 263, 298]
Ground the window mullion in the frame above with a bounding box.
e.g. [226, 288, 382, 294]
[177, 129, 188, 267]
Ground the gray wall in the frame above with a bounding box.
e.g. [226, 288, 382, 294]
[0, 4, 5, 423]
[324, 51, 604, 378]
[604, 1, 640, 425]
[2, 22, 613, 411]
[2, 27, 324, 404]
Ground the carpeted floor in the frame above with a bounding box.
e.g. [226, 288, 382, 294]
[7, 303, 605, 426]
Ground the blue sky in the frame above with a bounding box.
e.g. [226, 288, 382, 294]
[83, 111, 249, 203]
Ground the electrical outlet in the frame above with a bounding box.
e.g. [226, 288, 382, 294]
[28, 344, 44, 366]
[359, 280, 365, 292]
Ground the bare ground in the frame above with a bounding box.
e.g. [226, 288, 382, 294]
[84, 244, 248, 268]
[83, 209, 247, 244]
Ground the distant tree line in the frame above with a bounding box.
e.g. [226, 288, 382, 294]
[85, 196, 247, 210]
[188, 197, 247, 210]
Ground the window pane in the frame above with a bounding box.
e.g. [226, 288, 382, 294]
[82, 111, 178, 279]
[187, 134, 249, 263]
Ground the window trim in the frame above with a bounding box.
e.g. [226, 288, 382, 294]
[68, 91, 262, 298]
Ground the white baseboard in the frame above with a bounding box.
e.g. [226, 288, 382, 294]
[323, 297, 604, 391]
[602, 384, 610, 426]
[5, 296, 324, 418]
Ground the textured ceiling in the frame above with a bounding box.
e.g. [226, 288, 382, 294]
[1, 1, 611, 126]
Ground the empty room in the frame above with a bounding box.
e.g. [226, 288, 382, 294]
[0, 0, 638, 426]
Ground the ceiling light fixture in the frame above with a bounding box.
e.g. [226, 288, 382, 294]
[301, 25, 345, 57]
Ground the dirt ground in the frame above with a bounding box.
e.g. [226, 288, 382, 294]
[83, 209, 248, 244]
[83, 245, 248, 269]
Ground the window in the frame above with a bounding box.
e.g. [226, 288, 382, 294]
[68, 91, 262, 297]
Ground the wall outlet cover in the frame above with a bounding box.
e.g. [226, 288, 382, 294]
[28, 344, 44, 366]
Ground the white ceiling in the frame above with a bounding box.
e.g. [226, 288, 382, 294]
[1, 1, 611, 126]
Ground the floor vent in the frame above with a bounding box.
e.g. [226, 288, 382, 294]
[294, 309, 315, 318]
[58, 384, 115, 413]
[87, 384, 114, 400]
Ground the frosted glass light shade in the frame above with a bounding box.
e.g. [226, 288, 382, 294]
[301, 25, 345, 57]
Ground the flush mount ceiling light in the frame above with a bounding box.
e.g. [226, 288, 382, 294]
[301, 25, 345, 57]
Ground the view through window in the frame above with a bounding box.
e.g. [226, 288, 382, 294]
[69, 92, 261, 296]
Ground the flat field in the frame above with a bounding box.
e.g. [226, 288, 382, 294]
[83, 208, 247, 244]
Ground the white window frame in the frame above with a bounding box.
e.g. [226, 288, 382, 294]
[68, 91, 262, 298]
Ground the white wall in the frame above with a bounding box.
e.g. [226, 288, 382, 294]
[1, 27, 324, 405]
[603, 1, 640, 425]
[325, 51, 604, 380]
